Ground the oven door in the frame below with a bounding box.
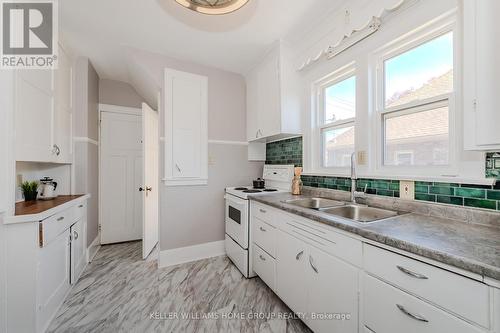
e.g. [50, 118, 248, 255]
[224, 193, 249, 249]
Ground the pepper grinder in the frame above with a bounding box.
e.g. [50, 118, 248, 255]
[292, 167, 303, 195]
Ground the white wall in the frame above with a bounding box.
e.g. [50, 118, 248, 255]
[99, 79, 144, 108]
[74, 57, 100, 246]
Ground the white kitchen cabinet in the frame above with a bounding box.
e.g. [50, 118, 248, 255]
[4, 196, 88, 333]
[463, 0, 500, 150]
[37, 228, 71, 331]
[70, 217, 86, 284]
[306, 245, 358, 333]
[246, 40, 301, 143]
[163, 68, 208, 186]
[15, 44, 74, 163]
[276, 229, 308, 315]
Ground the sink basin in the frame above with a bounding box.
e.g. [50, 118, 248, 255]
[283, 197, 345, 210]
[322, 205, 399, 223]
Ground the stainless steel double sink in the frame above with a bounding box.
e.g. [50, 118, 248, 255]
[282, 197, 401, 223]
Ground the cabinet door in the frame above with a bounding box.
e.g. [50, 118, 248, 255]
[276, 230, 307, 314]
[15, 69, 54, 162]
[256, 50, 281, 138]
[53, 45, 73, 163]
[474, 0, 500, 146]
[70, 219, 86, 284]
[246, 70, 259, 141]
[37, 229, 71, 331]
[306, 245, 358, 333]
[164, 69, 208, 185]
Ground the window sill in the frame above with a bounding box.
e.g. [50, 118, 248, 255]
[302, 171, 495, 185]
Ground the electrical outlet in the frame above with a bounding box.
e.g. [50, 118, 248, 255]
[400, 180, 415, 200]
[357, 151, 367, 165]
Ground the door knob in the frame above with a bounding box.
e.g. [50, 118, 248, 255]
[139, 187, 144, 191]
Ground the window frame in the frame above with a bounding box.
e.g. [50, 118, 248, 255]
[373, 17, 458, 176]
[313, 63, 356, 173]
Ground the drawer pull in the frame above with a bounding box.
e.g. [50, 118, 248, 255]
[396, 304, 429, 323]
[259, 255, 266, 261]
[259, 209, 266, 213]
[57, 216, 65, 221]
[78, 204, 84, 208]
[397, 266, 428, 280]
[259, 226, 267, 232]
[309, 255, 318, 274]
[295, 250, 304, 260]
[73, 231, 79, 240]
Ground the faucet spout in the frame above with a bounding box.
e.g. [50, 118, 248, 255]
[351, 152, 356, 203]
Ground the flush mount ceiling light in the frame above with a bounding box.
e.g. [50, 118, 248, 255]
[174, 0, 249, 15]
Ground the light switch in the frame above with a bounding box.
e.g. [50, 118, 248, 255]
[400, 180, 414, 200]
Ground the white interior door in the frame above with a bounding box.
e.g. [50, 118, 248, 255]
[142, 102, 159, 259]
[101, 111, 143, 244]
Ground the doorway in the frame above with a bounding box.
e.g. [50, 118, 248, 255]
[99, 103, 159, 259]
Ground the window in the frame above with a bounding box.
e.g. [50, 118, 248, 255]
[380, 31, 453, 167]
[319, 73, 356, 168]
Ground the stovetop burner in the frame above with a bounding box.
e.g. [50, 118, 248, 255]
[234, 187, 248, 191]
[243, 189, 262, 193]
[263, 189, 278, 192]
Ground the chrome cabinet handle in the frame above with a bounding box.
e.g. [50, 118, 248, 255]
[259, 255, 266, 261]
[295, 250, 304, 260]
[397, 266, 428, 280]
[175, 163, 181, 172]
[255, 130, 259, 138]
[139, 187, 144, 191]
[396, 304, 429, 323]
[73, 231, 79, 240]
[51, 144, 60, 156]
[78, 204, 84, 208]
[57, 216, 64, 221]
[309, 255, 318, 273]
[259, 226, 266, 232]
[259, 209, 266, 213]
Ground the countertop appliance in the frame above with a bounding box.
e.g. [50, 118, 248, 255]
[38, 177, 58, 200]
[225, 164, 295, 277]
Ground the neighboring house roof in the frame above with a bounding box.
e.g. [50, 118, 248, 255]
[326, 70, 452, 149]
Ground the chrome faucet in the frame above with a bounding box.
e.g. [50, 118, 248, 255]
[351, 152, 366, 204]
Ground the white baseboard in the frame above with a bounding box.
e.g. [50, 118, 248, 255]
[159, 240, 225, 268]
[86, 231, 101, 263]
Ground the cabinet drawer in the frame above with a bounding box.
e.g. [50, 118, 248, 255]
[253, 244, 276, 291]
[251, 202, 283, 228]
[283, 216, 362, 267]
[40, 209, 73, 247]
[363, 244, 489, 328]
[73, 201, 86, 221]
[252, 218, 277, 258]
[364, 274, 484, 333]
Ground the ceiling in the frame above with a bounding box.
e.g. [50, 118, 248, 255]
[60, 0, 345, 84]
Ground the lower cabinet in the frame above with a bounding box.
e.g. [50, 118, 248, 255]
[276, 230, 308, 315]
[37, 229, 71, 331]
[4, 198, 88, 333]
[276, 229, 359, 333]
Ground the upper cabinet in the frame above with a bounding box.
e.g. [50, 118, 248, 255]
[15, 44, 73, 163]
[463, 0, 500, 150]
[163, 68, 208, 186]
[246, 40, 301, 142]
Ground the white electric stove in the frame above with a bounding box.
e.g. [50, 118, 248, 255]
[224, 164, 295, 277]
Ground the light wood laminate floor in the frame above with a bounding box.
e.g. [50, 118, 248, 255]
[47, 241, 312, 333]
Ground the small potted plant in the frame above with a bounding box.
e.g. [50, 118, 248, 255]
[21, 181, 38, 201]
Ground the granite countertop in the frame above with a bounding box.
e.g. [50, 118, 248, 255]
[249, 193, 500, 281]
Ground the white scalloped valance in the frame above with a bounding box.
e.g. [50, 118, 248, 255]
[297, 0, 409, 71]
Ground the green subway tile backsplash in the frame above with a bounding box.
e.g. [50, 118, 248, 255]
[266, 138, 500, 211]
[265, 136, 303, 167]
